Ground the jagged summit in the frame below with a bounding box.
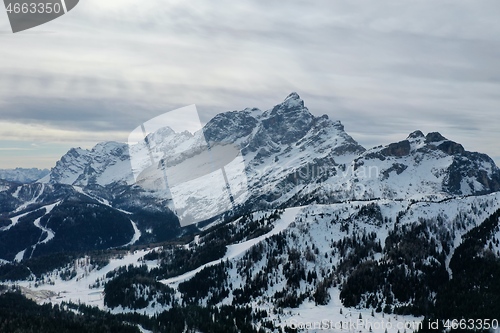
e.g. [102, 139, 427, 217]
[269, 92, 309, 115]
[285, 91, 300, 100]
[407, 130, 425, 140]
[1, 87, 500, 333]
[283, 92, 304, 107]
[407, 130, 448, 143]
[426, 131, 447, 143]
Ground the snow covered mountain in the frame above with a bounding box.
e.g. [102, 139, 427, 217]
[40, 93, 366, 197]
[2, 92, 500, 259]
[1, 93, 500, 332]
[39, 92, 500, 207]
[0, 168, 49, 183]
[342, 130, 500, 200]
[39, 142, 134, 186]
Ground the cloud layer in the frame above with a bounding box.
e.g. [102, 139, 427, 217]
[1, 0, 500, 168]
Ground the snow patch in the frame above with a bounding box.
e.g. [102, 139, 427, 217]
[124, 220, 141, 246]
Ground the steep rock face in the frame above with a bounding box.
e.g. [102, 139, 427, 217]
[444, 151, 500, 195]
[420, 132, 500, 195]
[425, 132, 447, 143]
[234, 93, 365, 208]
[203, 110, 259, 145]
[260, 92, 315, 145]
[381, 140, 411, 157]
[44, 148, 88, 184]
[436, 141, 465, 155]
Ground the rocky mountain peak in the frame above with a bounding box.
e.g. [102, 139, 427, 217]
[381, 140, 411, 157]
[425, 132, 447, 143]
[257, 93, 314, 145]
[407, 130, 425, 140]
[269, 92, 308, 115]
[283, 91, 303, 104]
[331, 119, 345, 131]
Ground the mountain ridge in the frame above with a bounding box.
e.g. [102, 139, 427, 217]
[40, 93, 500, 202]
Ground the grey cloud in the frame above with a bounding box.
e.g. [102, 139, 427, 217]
[1, 0, 500, 166]
[1, 97, 141, 132]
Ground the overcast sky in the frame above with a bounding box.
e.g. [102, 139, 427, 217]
[1, 0, 500, 169]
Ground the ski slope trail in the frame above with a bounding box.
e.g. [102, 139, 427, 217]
[28, 201, 60, 259]
[161, 206, 302, 285]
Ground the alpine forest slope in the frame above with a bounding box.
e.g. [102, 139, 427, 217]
[0, 93, 499, 333]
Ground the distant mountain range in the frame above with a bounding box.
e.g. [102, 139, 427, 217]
[0, 168, 49, 183]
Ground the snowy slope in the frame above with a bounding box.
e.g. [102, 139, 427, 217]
[10, 250, 155, 309]
[5, 191, 500, 332]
